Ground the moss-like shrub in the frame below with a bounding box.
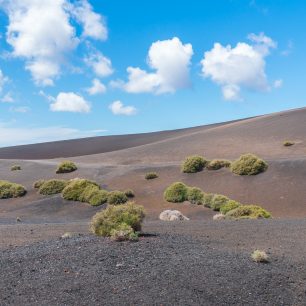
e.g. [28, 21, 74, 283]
[202, 193, 214, 208]
[11, 165, 21, 171]
[89, 190, 109, 206]
[164, 182, 188, 203]
[56, 160, 77, 174]
[124, 189, 135, 198]
[181, 155, 207, 173]
[145, 172, 158, 180]
[90, 202, 145, 237]
[110, 223, 137, 242]
[251, 250, 269, 263]
[230, 154, 268, 175]
[207, 159, 231, 170]
[38, 179, 68, 195]
[33, 180, 45, 189]
[283, 141, 294, 147]
[220, 200, 241, 215]
[0, 180, 26, 199]
[187, 187, 204, 204]
[108, 191, 128, 205]
[226, 205, 271, 219]
[62, 179, 99, 201]
[210, 194, 230, 211]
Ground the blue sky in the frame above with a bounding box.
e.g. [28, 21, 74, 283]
[0, 0, 305, 147]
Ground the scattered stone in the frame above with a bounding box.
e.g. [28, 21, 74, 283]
[159, 210, 189, 221]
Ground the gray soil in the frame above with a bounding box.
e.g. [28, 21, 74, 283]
[1, 219, 306, 306]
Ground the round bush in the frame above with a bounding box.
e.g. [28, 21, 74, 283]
[230, 154, 268, 175]
[89, 190, 109, 206]
[124, 189, 135, 198]
[90, 202, 145, 237]
[283, 141, 294, 147]
[110, 223, 136, 242]
[219, 200, 241, 215]
[187, 187, 204, 204]
[211, 194, 230, 211]
[38, 179, 68, 195]
[164, 182, 188, 203]
[181, 155, 207, 173]
[202, 193, 214, 208]
[33, 180, 45, 189]
[226, 205, 271, 219]
[108, 191, 128, 205]
[78, 184, 100, 203]
[62, 179, 99, 201]
[207, 159, 231, 170]
[0, 180, 26, 199]
[56, 160, 77, 174]
[11, 165, 21, 171]
[145, 172, 158, 180]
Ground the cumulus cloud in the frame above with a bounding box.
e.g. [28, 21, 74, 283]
[85, 52, 113, 77]
[201, 33, 277, 101]
[117, 37, 193, 94]
[109, 100, 137, 116]
[1, 0, 107, 86]
[86, 78, 106, 95]
[50, 92, 91, 113]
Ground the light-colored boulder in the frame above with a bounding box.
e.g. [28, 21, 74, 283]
[159, 210, 189, 221]
[213, 213, 225, 221]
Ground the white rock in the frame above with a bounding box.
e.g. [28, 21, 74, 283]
[213, 213, 225, 221]
[159, 210, 189, 221]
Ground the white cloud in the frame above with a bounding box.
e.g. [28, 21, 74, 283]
[0, 123, 107, 147]
[10, 106, 30, 113]
[201, 33, 276, 100]
[86, 78, 106, 95]
[109, 100, 137, 116]
[72, 0, 107, 40]
[85, 52, 113, 77]
[118, 37, 193, 94]
[273, 79, 283, 89]
[1, 92, 14, 103]
[50, 92, 91, 113]
[0, 69, 8, 91]
[1, 0, 108, 86]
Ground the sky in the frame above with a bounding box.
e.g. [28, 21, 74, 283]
[0, 0, 305, 147]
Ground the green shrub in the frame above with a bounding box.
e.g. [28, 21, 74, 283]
[202, 193, 214, 208]
[124, 189, 135, 198]
[0, 180, 26, 199]
[33, 180, 45, 189]
[230, 154, 268, 175]
[108, 191, 128, 205]
[145, 172, 158, 180]
[220, 200, 241, 215]
[164, 182, 188, 203]
[251, 250, 269, 263]
[62, 179, 99, 201]
[56, 160, 77, 174]
[226, 205, 271, 219]
[11, 165, 21, 171]
[207, 159, 231, 170]
[110, 223, 137, 242]
[187, 187, 204, 204]
[210, 194, 230, 211]
[90, 202, 145, 237]
[38, 179, 68, 195]
[78, 184, 100, 203]
[181, 155, 207, 173]
[89, 190, 109, 206]
[283, 141, 294, 147]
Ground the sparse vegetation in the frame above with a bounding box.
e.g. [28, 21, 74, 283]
[0, 180, 26, 199]
[164, 182, 188, 203]
[230, 153, 268, 175]
[56, 160, 77, 174]
[145, 172, 158, 180]
[220, 200, 241, 215]
[226, 205, 271, 219]
[11, 165, 21, 171]
[187, 187, 204, 204]
[283, 141, 295, 147]
[108, 191, 128, 205]
[202, 193, 214, 208]
[90, 202, 145, 238]
[38, 179, 68, 195]
[62, 178, 99, 201]
[251, 250, 269, 263]
[110, 223, 139, 242]
[181, 155, 207, 173]
[89, 190, 109, 206]
[207, 159, 231, 170]
[124, 189, 135, 198]
[61, 232, 73, 239]
[33, 180, 45, 189]
[210, 194, 230, 211]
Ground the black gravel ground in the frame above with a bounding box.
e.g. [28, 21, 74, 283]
[1, 220, 306, 306]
